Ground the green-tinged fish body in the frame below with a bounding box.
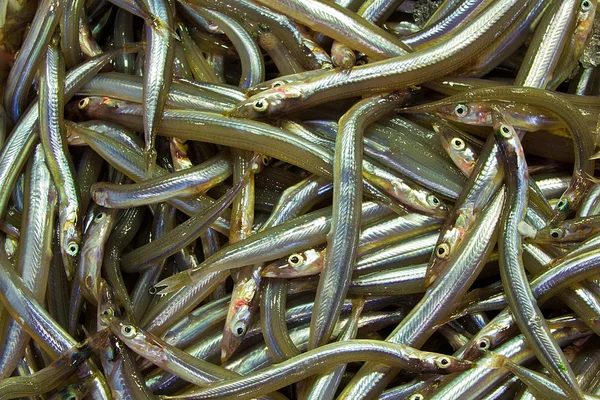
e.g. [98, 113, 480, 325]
[494, 108, 584, 398]
[140, 0, 175, 173]
[39, 38, 81, 279]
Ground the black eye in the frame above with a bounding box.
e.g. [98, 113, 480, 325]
[557, 199, 568, 211]
[121, 324, 137, 338]
[427, 194, 440, 206]
[450, 137, 465, 151]
[96, 212, 104, 220]
[288, 253, 304, 266]
[252, 99, 269, 112]
[454, 104, 467, 116]
[436, 243, 449, 258]
[232, 322, 246, 337]
[435, 356, 451, 369]
[67, 243, 79, 256]
[550, 228, 562, 238]
[582, 0, 592, 10]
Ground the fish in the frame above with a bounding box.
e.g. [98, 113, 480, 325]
[0, 1, 596, 398]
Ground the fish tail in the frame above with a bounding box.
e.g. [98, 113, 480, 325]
[153, 270, 197, 295]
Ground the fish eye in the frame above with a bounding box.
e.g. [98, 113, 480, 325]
[427, 194, 441, 207]
[261, 155, 271, 166]
[95, 212, 105, 221]
[102, 308, 114, 316]
[454, 103, 468, 117]
[435, 243, 450, 259]
[450, 137, 465, 151]
[557, 199, 568, 211]
[121, 325, 137, 338]
[232, 321, 246, 337]
[288, 253, 304, 267]
[478, 338, 490, 350]
[582, 0, 592, 11]
[271, 80, 285, 88]
[499, 124, 512, 138]
[435, 356, 451, 369]
[409, 395, 423, 400]
[550, 228, 563, 239]
[78, 98, 90, 109]
[67, 242, 79, 256]
[252, 99, 269, 112]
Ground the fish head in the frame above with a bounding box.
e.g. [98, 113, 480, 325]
[227, 85, 305, 119]
[221, 294, 254, 362]
[60, 206, 81, 281]
[98, 280, 122, 330]
[436, 102, 491, 126]
[101, 315, 165, 363]
[435, 124, 477, 176]
[262, 248, 326, 278]
[419, 352, 474, 374]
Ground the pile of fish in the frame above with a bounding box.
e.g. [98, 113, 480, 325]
[0, 0, 599, 398]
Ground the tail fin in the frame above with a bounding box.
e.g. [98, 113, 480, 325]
[153, 269, 196, 295]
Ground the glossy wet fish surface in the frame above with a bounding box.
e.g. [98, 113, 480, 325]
[0, 0, 599, 399]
